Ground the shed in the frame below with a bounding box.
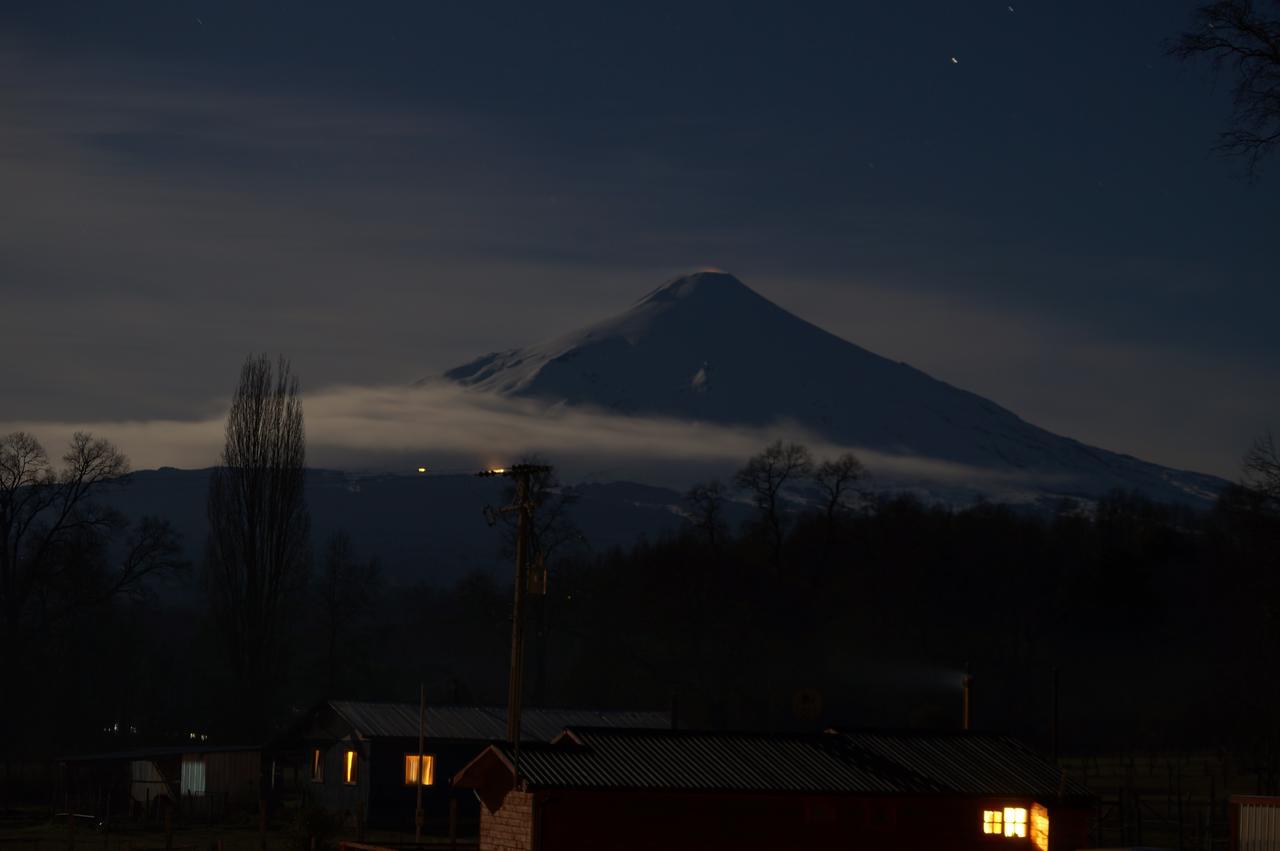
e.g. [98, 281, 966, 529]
[454, 727, 1094, 851]
[61, 744, 262, 822]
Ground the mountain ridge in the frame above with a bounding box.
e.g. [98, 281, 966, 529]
[436, 271, 1226, 508]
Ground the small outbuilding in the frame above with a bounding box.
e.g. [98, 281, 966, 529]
[61, 743, 262, 822]
[454, 727, 1094, 851]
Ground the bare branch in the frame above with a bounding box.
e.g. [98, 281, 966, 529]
[1172, 0, 1280, 177]
[734, 440, 813, 577]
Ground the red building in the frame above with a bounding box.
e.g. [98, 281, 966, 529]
[455, 727, 1092, 851]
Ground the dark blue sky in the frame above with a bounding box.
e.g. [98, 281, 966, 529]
[2, 1, 1276, 477]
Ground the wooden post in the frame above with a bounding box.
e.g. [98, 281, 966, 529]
[1210, 773, 1217, 850]
[257, 796, 266, 851]
[355, 800, 365, 843]
[507, 472, 533, 755]
[1135, 790, 1143, 846]
[1050, 666, 1059, 763]
[448, 798, 457, 850]
[415, 683, 425, 844]
[68, 810, 76, 851]
[164, 801, 173, 851]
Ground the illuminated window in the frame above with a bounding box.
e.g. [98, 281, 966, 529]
[310, 749, 324, 783]
[343, 750, 358, 785]
[180, 759, 206, 797]
[1030, 803, 1050, 851]
[1003, 808, 1028, 838]
[404, 754, 435, 786]
[982, 808, 1028, 838]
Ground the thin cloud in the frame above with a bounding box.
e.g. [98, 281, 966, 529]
[1, 383, 1032, 489]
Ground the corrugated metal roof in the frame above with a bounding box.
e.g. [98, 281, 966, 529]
[459, 728, 1088, 800]
[327, 701, 670, 742]
[840, 731, 1091, 799]
[487, 729, 938, 794]
[61, 744, 260, 763]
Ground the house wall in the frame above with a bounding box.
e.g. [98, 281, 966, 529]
[504, 790, 1092, 851]
[304, 739, 369, 819]
[365, 739, 486, 830]
[179, 751, 262, 821]
[300, 734, 489, 831]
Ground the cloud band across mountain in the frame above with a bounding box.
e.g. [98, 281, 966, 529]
[2, 382, 1032, 488]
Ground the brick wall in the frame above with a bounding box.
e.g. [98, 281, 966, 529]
[479, 789, 534, 851]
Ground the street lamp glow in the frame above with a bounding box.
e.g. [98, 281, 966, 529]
[417, 466, 428, 474]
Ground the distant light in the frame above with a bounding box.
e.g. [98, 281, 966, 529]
[490, 467, 506, 474]
[417, 466, 427, 474]
[951, 56, 959, 64]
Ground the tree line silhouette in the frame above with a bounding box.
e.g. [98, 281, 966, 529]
[5, 357, 1280, 801]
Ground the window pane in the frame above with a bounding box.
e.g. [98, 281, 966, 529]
[405, 754, 435, 786]
[180, 760, 206, 797]
[344, 750, 357, 784]
[420, 755, 434, 786]
[1004, 807, 1026, 838]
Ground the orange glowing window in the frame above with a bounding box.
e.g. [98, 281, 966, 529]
[1003, 808, 1028, 838]
[343, 750, 358, 785]
[1030, 803, 1050, 851]
[310, 748, 324, 783]
[982, 808, 1029, 838]
[404, 754, 435, 786]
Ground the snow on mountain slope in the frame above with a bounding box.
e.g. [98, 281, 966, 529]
[436, 271, 1226, 507]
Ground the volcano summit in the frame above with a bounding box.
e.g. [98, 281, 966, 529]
[437, 271, 1225, 507]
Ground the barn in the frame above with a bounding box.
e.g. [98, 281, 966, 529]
[284, 700, 670, 831]
[454, 727, 1094, 851]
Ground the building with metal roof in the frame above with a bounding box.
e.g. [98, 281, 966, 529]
[322, 700, 670, 742]
[285, 700, 670, 833]
[837, 731, 1092, 801]
[59, 743, 264, 823]
[454, 727, 1093, 851]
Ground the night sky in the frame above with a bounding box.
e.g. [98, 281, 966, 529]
[2, 1, 1276, 479]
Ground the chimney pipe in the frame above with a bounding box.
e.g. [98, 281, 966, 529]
[1050, 666, 1060, 763]
[962, 665, 973, 731]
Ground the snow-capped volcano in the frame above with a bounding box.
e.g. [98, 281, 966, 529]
[437, 271, 1225, 506]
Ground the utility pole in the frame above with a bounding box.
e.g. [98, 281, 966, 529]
[479, 463, 551, 770]
[414, 682, 425, 843]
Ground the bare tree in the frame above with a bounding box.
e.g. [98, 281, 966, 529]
[0, 431, 184, 760]
[683, 480, 729, 550]
[205, 355, 310, 733]
[316, 531, 382, 694]
[734, 440, 813, 576]
[812, 452, 867, 528]
[1172, 0, 1280, 177]
[1244, 431, 1280, 508]
[0, 431, 183, 643]
[496, 458, 584, 575]
[495, 457, 585, 705]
